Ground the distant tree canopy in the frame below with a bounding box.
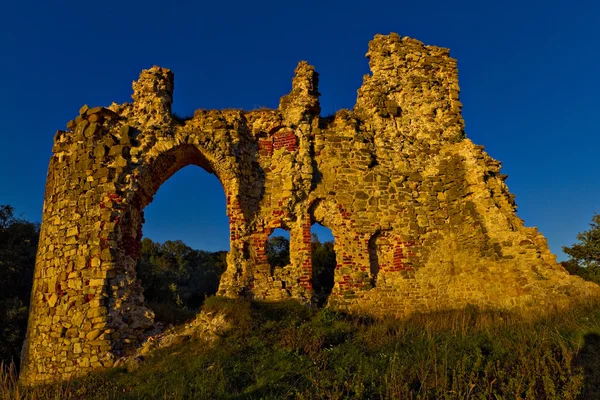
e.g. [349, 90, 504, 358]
[311, 234, 336, 306]
[266, 235, 290, 271]
[0, 205, 39, 366]
[562, 213, 600, 284]
[136, 238, 227, 323]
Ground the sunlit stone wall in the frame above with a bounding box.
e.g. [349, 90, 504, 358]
[20, 33, 600, 384]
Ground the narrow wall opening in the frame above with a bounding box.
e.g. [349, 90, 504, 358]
[311, 223, 336, 307]
[368, 233, 380, 287]
[136, 165, 229, 325]
[368, 230, 393, 287]
[266, 228, 290, 275]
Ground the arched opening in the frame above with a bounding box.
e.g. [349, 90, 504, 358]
[368, 230, 393, 287]
[266, 228, 290, 275]
[131, 145, 230, 326]
[311, 223, 336, 307]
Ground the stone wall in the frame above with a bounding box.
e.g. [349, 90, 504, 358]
[20, 33, 600, 384]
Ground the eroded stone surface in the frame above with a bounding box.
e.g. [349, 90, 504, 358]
[21, 33, 600, 384]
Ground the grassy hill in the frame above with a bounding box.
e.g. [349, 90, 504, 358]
[4, 297, 600, 399]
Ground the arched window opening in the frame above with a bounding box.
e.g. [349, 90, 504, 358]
[311, 223, 336, 307]
[368, 230, 392, 287]
[136, 165, 229, 325]
[368, 233, 380, 287]
[266, 228, 290, 274]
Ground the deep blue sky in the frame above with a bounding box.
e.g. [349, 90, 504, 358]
[1, 0, 597, 258]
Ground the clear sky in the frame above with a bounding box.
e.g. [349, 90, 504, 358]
[0, 0, 597, 258]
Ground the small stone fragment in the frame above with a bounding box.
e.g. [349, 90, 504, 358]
[88, 113, 103, 123]
[119, 125, 131, 144]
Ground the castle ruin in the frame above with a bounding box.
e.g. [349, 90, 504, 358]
[20, 33, 600, 383]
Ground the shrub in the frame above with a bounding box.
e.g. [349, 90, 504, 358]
[0, 205, 39, 367]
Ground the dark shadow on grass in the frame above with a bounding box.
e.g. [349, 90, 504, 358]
[574, 333, 600, 400]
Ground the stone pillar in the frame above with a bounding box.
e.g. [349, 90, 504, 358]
[292, 213, 313, 292]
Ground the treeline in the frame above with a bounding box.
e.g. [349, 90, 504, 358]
[142, 233, 339, 322]
[0, 206, 39, 367]
[136, 238, 227, 324]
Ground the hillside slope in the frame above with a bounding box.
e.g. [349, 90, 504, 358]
[6, 297, 600, 399]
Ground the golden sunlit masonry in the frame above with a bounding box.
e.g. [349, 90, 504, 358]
[20, 33, 600, 383]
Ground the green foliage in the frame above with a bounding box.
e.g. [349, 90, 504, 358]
[266, 235, 290, 271]
[563, 213, 600, 284]
[0, 205, 39, 367]
[311, 234, 336, 306]
[136, 238, 227, 323]
[6, 301, 600, 399]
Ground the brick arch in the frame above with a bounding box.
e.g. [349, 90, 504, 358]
[132, 143, 223, 211]
[124, 141, 239, 258]
[107, 143, 236, 348]
[309, 198, 374, 300]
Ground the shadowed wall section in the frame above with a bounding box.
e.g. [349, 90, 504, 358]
[21, 33, 600, 384]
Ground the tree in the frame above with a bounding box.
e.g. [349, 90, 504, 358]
[135, 238, 227, 324]
[266, 235, 290, 271]
[0, 205, 39, 366]
[562, 213, 600, 283]
[311, 234, 336, 306]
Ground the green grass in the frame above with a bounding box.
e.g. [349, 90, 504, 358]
[5, 298, 600, 399]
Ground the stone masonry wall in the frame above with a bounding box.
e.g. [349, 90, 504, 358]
[21, 33, 600, 384]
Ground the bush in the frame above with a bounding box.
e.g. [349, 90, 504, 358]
[0, 205, 39, 367]
[563, 213, 600, 285]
